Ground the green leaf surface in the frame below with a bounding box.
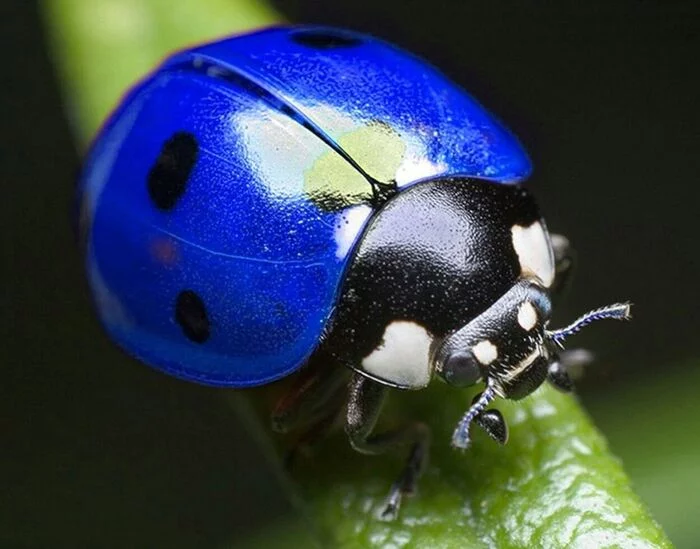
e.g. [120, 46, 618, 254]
[43, 1, 673, 546]
[587, 362, 700, 549]
[284, 384, 671, 548]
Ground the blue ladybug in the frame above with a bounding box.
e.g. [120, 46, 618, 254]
[78, 25, 630, 517]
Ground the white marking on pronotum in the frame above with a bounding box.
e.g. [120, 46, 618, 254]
[517, 301, 538, 331]
[472, 340, 498, 365]
[361, 321, 433, 389]
[511, 222, 555, 287]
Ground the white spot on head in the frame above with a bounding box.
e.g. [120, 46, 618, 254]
[472, 340, 498, 365]
[361, 321, 433, 389]
[511, 222, 555, 287]
[517, 301, 538, 331]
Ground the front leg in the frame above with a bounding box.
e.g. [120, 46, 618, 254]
[550, 233, 576, 302]
[345, 373, 430, 519]
[547, 348, 594, 392]
[271, 351, 348, 435]
[547, 233, 587, 392]
[271, 351, 349, 466]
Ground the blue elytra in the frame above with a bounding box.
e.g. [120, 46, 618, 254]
[77, 25, 531, 388]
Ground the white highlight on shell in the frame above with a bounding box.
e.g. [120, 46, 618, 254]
[334, 204, 373, 259]
[395, 153, 445, 187]
[88, 255, 131, 329]
[517, 301, 538, 331]
[472, 340, 499, 365]
[82, 103, 142, 220]
[234, 108, 327, 197]
[361, 321, 433, 389]
[511, 221, 555, 287]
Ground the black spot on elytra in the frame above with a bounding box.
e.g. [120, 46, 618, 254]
[291, 29, 362, 49]
[175, 290, 210, 343]
[148, 132, 199, 210]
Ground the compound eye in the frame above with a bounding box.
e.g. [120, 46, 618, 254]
[443, 351, 482, 387]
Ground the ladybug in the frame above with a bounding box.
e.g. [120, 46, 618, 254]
[77, 25, 630, 518]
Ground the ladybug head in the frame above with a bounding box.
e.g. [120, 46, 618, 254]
[433, 279, 631, 449]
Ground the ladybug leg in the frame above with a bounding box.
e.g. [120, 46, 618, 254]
[550, 233, 576, 301]
[345, 373, 430, 520]
[548, 236, 602, 389]
[283, 404, 344, 469]
[547, 359, 574, 392]
[271, 352, 349, 435]
[474, 408, 509, 445]
[547, 349, 594, 391]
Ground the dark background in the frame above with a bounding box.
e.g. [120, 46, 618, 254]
[3, 1, 699, 547]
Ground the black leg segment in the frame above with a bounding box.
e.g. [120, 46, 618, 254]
[345, 373, 431, 519]
[546, 348, 594, 392]
[271, 351, 349, 434]
[475, 409, 509, 445]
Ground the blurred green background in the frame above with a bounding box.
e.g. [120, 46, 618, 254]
[3, 0, 699, 547]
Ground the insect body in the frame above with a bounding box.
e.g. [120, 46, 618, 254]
[77, 25, 629, 517]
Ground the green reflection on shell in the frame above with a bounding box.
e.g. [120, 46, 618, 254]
[304, 121, 406, 211]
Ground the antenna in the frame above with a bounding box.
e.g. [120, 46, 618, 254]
[547, 302, 632, 347]
[452, 384, 497, 449]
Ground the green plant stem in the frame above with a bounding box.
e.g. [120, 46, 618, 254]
[43, 0, 673, 546]
[43, 0, 279, 143]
